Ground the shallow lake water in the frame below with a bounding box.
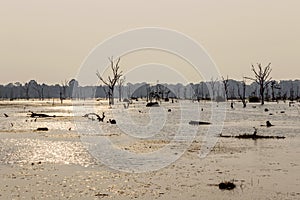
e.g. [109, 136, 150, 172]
[0, 99, 300, 199]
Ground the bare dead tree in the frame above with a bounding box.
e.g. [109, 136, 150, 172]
[245, 63, 272, 105]
[117, 76, 126, 102]
[222, 76, 229, 100]
[96, 57, 123, 106]
[60, 80, 68, 104]
[23, 82, 30, 100]
[237, 79, 247, 108]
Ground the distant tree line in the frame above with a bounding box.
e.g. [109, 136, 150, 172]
[0, 78, 299, 103]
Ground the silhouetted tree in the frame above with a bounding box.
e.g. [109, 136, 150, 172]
[245, 63, 272, 105]
[96, 57, 123, 105]
[23, 82, 30, 100]
[222, 76, 229, 100]
[60, 80, 68, 104]
[237, 79, 247, 108]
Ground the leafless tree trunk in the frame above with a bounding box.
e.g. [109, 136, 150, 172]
[237, 79, 247, 108]
[60, 80, 68, 104]
[96, 57, 123, 106]
[245, 63, 272, 105]
[222, 76, 229, 100]
[23, 83, 30, 100]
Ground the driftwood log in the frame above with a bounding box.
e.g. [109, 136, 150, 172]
[36, 127, 49, 131]
[82, 112, 105, 122]
[220, 127, 285, 139]
[220, 133, 285, 139]
[29, 112, 55, 118]
[189, 120, 211, 125]
[146, 102, 159, 107]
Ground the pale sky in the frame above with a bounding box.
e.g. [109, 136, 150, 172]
[0, 0, 299, 85]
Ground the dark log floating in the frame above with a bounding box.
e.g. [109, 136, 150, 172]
[220, 133, 285, 139]
[36, 127, 49, 131]
[146, 102, 159, 107]
[220, 127, 285, 139]
[29, 112, 56, 118]
[189, 120, 211, 125]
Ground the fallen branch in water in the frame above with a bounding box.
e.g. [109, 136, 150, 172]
[29, 112, 56, 118]
[82, 112, 105, 122]
[220, 127, 285, 139]
[189, 120, 211, 125]
[36, 127, 49, 131]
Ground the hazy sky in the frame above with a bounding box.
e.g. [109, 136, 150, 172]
[0, 0, 299, 85]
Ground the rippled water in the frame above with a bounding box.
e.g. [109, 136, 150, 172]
[0, 99, 299, 168]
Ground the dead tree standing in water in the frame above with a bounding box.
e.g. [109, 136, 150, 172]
[96, 57, 123, 106]
[60, 80, 68, 104]
[237, 79, 247, 108]
[245, 63, 272, 105]
[222, 76, 229, 101]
